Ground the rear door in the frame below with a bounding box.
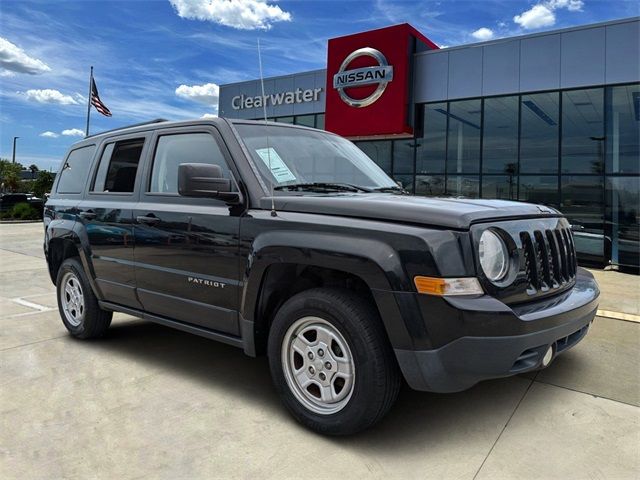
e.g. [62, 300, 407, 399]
[132, 126, 242, 335]
[77, 133, 150, 309]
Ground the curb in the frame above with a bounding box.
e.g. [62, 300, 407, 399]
[0, 220, 43, 224]
[596, 310, 640, 324]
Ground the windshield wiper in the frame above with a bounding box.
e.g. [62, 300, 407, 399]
[371, 185, 409, 194]
[274, 182, 371, 193]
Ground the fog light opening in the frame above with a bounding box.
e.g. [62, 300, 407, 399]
[541, 345, 555, 368]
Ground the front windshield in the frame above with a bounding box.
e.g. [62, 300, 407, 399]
[234, 124, 398, 192]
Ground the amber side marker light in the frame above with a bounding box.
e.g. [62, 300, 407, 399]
[414, 276, 484, 296]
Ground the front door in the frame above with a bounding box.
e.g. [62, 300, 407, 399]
[133, 127, 242, 336]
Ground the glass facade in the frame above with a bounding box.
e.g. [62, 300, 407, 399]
[351, 83, 640, 270]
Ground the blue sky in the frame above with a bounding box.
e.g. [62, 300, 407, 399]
[1, 0, 637, 170]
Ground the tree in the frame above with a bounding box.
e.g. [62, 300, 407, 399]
[32, 171, 54, 198]
[0, 159, 23, 193]
[29, 164, 39, 180]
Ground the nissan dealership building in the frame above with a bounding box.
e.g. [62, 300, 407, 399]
[218, 17, 640, 270]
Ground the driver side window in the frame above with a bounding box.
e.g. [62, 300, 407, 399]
[149, 132, 235, 194]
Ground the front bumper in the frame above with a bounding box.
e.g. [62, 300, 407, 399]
[395, 267, 599, 393]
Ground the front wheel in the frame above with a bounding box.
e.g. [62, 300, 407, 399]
[268, 288, 401, 435]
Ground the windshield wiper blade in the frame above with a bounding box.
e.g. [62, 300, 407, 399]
[371, 185, 409, 194]
[274, 182, 371, 193]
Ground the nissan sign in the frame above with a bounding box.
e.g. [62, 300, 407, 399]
[332, 47, 393, 108]
[325, 24, 438, 137]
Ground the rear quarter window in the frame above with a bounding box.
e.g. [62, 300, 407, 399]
[56, 145, 96, 194]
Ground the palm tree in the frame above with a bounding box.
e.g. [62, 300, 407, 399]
[29, 164, 39, 180]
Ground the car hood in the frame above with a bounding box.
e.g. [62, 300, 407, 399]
[260, 194, 561, 230]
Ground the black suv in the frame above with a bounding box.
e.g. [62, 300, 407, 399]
[44, 119, 599, 435]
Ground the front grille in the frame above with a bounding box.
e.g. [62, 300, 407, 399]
[520, 226, 577, 295]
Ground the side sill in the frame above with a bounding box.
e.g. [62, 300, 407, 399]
[99, 301, 245, 350]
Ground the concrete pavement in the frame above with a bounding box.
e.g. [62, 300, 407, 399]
[1, 222, 639, 479]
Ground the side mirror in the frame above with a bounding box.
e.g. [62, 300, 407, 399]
[178, 163, 239, 202]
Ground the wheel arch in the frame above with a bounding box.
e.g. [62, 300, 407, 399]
[45, 220, 102, 300]
[240, 231, 414, 356]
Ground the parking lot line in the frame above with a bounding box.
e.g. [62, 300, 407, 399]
[11, 297, 52, 312]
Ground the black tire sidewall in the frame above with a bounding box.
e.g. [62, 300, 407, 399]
[56, 257, 108, 338]
[268, 288, 397, 435]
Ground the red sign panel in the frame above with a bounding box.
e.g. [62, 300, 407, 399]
[325, 24, 438, 139]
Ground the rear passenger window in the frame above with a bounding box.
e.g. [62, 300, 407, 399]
[56, 145, 96, 194]
[92, 138, 145, 193]
[149, 133, 235, 194]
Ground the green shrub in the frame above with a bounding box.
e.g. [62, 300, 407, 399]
[10, 202, 40, 220]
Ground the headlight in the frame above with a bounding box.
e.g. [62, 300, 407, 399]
[479, 230, 508, 282]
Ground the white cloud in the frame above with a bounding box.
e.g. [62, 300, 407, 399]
[471, 27, 494, 41]
[514, 5, 555, 29]
[514, 0, 584, 30]
[548, 0, 584, 11]
[61, 128, 85, 137]
[40, 131, 59, 138]
[0, 37, 50, 75]
[201, 113, 218, 119]
[169, 0, 292, 30]
[22, 89, 81, 105]
[175, 82, 220, 105]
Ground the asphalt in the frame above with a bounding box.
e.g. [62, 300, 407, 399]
[1, 222, 639, 479]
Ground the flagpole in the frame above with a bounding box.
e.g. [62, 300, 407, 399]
[85, 66, 93, 137]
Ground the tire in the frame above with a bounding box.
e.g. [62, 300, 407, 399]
[268, 287, 401, 435]
[56, 257, 112, 339]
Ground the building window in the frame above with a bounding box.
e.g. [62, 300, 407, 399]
[561, 175, 605, 265]
[483, 96, 519, 174]
[416, 103, 446, 174]
[562, 88, 605, 174]
[447, 175, 479, 198]
[482, 175, 517, 200]
[520, 92, 559, 174]
[415, 175, 445, 196]
[294, 115, 315, 128]
[316, 114, 325, 130]
[519, 175, 559, 208]
[393, 174, 414, 193]
[607, 176, 639, 269]
[393, 139, 415, 174]
[446, 99, 481, 174]
[354, 140, 392, 174]
[606, 84, 640, 174]
[275, 116, 294, 124]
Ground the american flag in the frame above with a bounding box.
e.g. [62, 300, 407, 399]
[91, 77, 112, 117]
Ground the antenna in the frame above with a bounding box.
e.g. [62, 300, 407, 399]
[258, 38, 277, 217]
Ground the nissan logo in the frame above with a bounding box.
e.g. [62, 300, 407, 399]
[332, 47, 394, 108]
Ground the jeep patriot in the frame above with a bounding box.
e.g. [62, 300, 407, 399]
[44, 118, 600, 435]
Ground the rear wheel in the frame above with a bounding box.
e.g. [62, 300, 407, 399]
[268, 288, 401, 435]
[56, 257, 112, 339]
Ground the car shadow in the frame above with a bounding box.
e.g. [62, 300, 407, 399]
[92, 317, 537, 450]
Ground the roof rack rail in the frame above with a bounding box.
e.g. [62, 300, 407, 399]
[85, 118, 169, 138]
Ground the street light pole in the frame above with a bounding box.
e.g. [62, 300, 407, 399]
[12, 136, 19, 164]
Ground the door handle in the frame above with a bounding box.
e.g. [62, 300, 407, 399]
[136, 214, 160, 225]
[79, 210, 96, 220]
